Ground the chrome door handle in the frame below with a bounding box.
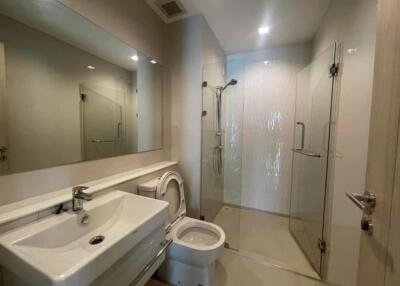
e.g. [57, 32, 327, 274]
[117, 122, 122, 139]
[293, 149, 321, 158]
[296, 122, 305, 150]
[345, 191, 376, 214]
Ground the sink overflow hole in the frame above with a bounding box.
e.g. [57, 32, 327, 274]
[89, 235, 105, 245]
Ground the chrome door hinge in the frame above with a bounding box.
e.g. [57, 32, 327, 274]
[329, 63, 339, 78]
[318, 238, 327, 253]
[0, 146, 8, 162]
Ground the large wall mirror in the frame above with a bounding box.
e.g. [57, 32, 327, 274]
[0, 0, 163, 175]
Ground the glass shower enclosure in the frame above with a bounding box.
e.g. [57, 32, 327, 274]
[200, 60, 243, 250]
[200, 43, 338, 277]
[200, 61, 227, 222]
[289, 43, 338, 274]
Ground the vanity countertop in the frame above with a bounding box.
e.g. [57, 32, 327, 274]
[0, 161, 177, 226]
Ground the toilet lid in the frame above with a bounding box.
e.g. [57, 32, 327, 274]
[156, 171, 186, 227]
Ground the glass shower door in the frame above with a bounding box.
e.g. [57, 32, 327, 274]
[200, 61, 243, 250]
[200, 61, 226, 222]
[81, 83, 123, 161]
[289, 43, 337, 274]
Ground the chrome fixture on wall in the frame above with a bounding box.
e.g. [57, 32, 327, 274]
[213, 79, 238, 175]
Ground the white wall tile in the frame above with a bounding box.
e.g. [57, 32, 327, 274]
[224, 44, 311, 215]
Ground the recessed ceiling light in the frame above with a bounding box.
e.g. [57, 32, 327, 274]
[150, 59, 157, 64]
[258, 26, 270, 35]
[131, 55, 139, 61]
[87, 65, 95, 70]
[347, 48, 358, 55]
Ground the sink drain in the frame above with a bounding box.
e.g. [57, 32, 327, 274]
[89, 235, 105, 245]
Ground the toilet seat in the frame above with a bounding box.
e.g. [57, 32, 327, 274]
[179, 226, 218, 246]
[171, 218, 225, 251]
[165, 216, 225, 268]
[156, 172, 225, 250]
[156, 171, 186, 229]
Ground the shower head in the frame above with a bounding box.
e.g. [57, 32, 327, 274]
[222, 79, 238, 91]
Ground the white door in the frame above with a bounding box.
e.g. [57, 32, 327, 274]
[356, 0, 400, 285]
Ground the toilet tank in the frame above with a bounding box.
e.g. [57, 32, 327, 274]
[137, 178, 160, 198]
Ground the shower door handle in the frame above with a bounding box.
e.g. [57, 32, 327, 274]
[91, 139, 118, 143]
[296, 122, 305, 150]
[293, 149, 321, 158]
[117, 122, 122, 139]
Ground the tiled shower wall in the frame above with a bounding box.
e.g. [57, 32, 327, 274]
[224, 44, 311, 215]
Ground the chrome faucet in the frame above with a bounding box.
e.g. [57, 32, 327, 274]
[72, 186, 92, 212]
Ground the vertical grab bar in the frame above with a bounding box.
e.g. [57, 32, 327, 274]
[296, 122, 305, 150]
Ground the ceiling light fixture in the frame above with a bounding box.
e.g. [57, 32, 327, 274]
[131, 55, 139, 61]
[258, 26, 270, 35]
[150, 59, 157, 64]
[347, 48, 358, 55]
[87, 65, 95, 70]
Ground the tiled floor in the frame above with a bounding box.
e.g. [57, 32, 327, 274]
[146, 249, 328, 286]
[213, 205, 319, 278]
[215, 249, 326, 286]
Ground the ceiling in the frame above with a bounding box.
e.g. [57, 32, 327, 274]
[147, 0, 332, 54]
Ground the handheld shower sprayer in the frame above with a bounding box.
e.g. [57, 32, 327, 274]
[221, 79, 238, 91]
[213, 78, 238, 175]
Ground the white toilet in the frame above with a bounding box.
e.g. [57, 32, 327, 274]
[138, 171, 225, 286]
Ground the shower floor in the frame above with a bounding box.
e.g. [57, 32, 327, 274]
[213, 205, 319, 279]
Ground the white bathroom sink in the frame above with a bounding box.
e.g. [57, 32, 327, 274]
[0, 191, 169, 286]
